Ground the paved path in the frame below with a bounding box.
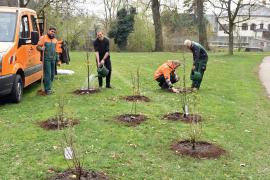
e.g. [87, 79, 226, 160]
[259, 56, 270, 97]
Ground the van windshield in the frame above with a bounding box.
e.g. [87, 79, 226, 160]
[0, 12, 17, 42]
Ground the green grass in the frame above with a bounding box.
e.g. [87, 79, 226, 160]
[0, 52, 270, 179]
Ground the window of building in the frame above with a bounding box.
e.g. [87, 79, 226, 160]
[260, 23, 264, 29]
[250, 23, 256, 31]
[242, 23, 248, 30]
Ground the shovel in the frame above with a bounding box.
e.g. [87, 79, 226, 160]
[38, 50, 46, 95]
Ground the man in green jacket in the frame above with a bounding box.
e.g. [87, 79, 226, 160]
[37, 27, 59, 95]
[184, 39, 208, 90]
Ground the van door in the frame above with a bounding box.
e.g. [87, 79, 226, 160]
[27, 14, 42, 83]
[16, 14, 36, 87]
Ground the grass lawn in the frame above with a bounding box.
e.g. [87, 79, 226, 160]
[0, 52, 270, 179]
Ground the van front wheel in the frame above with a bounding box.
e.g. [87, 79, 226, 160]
[10, 75, 23, 103]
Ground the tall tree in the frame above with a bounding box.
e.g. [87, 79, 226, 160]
[20, 0, 31, 7]
[103, 0, 130, 32]
[151, 0, 163, 51]
[0, 0, 31, 7]
[108, 7, 136, 50]
[0, 0, 18, 6]
[161, 9, 197, 33]
[208, 0, 255, 55]
[196, 0, 209, 49]
[184, 0, 209, 49]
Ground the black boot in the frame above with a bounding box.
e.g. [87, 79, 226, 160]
[98, 77, 103, 88]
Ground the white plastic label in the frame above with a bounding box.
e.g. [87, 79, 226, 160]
[64, 147, 73, 160]
[184, 105, 189, 116]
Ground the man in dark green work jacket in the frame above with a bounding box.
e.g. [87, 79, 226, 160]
[37, 27, 59, 95]
[184, 39, 208, 90]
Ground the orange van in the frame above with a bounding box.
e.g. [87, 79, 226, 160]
[0, 7, 43, 102]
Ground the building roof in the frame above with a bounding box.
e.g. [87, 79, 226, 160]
[221, 5, 270, 17]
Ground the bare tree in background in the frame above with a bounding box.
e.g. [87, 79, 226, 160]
[0, 0, 18, 6]
[103, 0, 130, 31]
[208, 0, 255, 55]
[13, 0, 85, 15]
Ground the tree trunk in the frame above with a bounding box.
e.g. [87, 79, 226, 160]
[228, 23, 234, 55]
[196, 0, 209, 50]
[151, 0, 163, 51]
[103, 0, 109, 32]
[20, 0, 25, 7]
[20, 0, 30, 7]
[0, 0, 18, 6]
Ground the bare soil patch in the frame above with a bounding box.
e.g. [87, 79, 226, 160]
[123, 95, 150, 102]
[163, 112, 202, 123]
[73, 89, 100, 95]
[51, 168, 108, 180]
[116, 114, 147, 126]
[171, 140, 226, 159]
[39, 117, 79, 130]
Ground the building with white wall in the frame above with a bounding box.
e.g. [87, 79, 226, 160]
[208, 5, 270, 51]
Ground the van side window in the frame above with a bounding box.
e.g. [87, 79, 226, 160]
[20, 15, 30, 38]
[31, 15, 38, 32]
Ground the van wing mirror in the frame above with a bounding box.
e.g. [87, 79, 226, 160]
[31, 31, 39, 45]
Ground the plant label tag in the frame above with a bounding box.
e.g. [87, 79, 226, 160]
[64, 147, 73, 160]
[185, 105, 189, 115]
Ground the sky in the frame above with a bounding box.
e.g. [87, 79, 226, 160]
[78, 0, 185, 17]
[77, 0, 269, 18]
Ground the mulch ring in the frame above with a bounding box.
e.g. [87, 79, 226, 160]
[50, 168, 108, 180]
[116, 114, 147, 126]
[39, 117, 80, 130]
[123, 95, 150, 102]
[171, 140, 226, 159]
[73, 88, 100, 95]
[163, 112, 202, 123]
[168, 87, 195, 94]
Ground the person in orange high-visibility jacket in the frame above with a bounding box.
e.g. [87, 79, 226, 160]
[37, 27, 59, 95]
[54, 40, 63, 75]
[56, 40, 63, 63]
[154, 60, 182, 93]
